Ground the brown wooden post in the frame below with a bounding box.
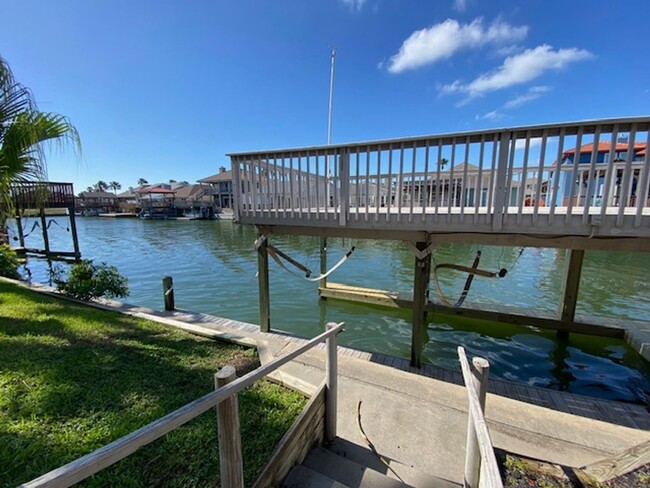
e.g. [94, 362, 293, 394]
[257, 233, 271, 332]
[162, 276, 175, 311]
[39, 208, 50, 255]
[559, 249, 585, 338]
[215, 366, 244, 488]
[325, 322, 338, 443]
[319, 237, 328, 289]
[411, 241, 431, 368]
[464, 357, 490, 488]
[68, 208, 81, 261]
[15, 213, 25, 248]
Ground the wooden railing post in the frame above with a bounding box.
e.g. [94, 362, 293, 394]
[162, 276, 175, 311]
[464, 356, 490, 488]
[325, 322, 339, 443]
[215, 365, 244, 488]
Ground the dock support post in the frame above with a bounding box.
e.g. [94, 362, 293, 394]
[215, 365, 244, 488]
[411, 241, 431, 368]
[39, 208, 50, 256]
[464, 357, 490, 488]
[68, 208, 81, 261]
[559, 249, 585, 337]
[319, 237, 327, 289]
[257, 233, 271, 333]
[162, 276, 175, 311]
[15, 213, 25, 248]
[325, 322, 338, 443]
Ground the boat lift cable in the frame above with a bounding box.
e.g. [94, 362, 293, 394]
[433, 250, 512, 308]
[266, 243, 356, 282]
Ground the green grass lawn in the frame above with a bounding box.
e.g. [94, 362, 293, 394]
[0, 281, 307, 487]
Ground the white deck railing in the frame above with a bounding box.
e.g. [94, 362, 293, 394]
[458, 346, 503, 488]
[229, 117, 650, 237]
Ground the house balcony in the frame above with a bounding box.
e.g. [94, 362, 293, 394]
[228, 117, 650, 251]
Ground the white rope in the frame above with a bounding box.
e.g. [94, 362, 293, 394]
[268, 245, 355, 282]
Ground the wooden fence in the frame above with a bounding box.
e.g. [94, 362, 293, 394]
[458, 346, 504, 488]
[20, 322, 344, 488]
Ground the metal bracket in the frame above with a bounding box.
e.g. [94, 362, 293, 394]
[254, 234, 268, 250]
[404, 241, 436, 260]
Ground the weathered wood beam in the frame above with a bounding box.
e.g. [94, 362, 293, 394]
[559, 249, 585, 334]
[68, 208, 81, 260]
[255, 224, 650, 252]
[256, 232, 271, 333]
[319, 282, 625, 338]
[39, 209, 50, 255]
[411, 241, 431, 368]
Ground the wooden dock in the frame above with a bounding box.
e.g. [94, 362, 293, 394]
[135, 306, 650, 431]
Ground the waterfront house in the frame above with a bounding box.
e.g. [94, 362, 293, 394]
[197, 167, 234, 209]
[561, 140, 648, 206]
[173, 183, 214, 218]
[76, 191, 117, 214]
[115, 188, 140, 212]
[135, 185, 177, 217]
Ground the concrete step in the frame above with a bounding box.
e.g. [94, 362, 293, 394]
[303, 447, 412, 488]
[283, 465, 350, 488]
[327, 438, 461, 488]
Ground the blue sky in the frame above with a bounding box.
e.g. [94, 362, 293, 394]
[1, 0, 648, 192]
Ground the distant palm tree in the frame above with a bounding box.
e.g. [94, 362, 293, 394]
[109, 181, 121, 194]
[0, 56, 80, 242]
[440, 158, 449, 170]
[85, 186, 93, 192]
[94, 180, 108, 192]
[137, 178, 148, 186]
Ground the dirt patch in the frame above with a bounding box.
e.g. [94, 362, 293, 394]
[497, 450, 650, 487]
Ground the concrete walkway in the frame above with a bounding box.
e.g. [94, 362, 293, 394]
[132, 306, 650, 484]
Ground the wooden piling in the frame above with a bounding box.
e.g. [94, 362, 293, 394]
[464, 357, 490, 488]
[39, 209, 50, 255]
[257, 234, 271, 333]
[411, 241, 432, 368]
[319, 237, 328, 289]
[68, 208, 81, 261]
[325, 322, 338, 443]
[559, 249, 585, 336]
[215, 366, 244, 488]
[15, 213, 25, 248]
[162, 276, 175, 311]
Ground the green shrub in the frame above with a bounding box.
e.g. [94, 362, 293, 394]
[0, 244, 21, 279]
[55, 259, 129, 300]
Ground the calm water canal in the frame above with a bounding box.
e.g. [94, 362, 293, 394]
[10, 217, 650, 404]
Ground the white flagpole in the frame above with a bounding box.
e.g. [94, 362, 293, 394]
[326, 48, 336, 206]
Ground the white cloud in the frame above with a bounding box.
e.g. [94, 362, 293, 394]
[441, 45, 592, 99]
[341, 0, 367, 11]
[515, 137, 543, 150]
[386, 18, 528, 73]
[495, 44, 522, 57]
[504, 85, 551, 108]
[452, 0, 467, 12]
[475, 110, 503, 121]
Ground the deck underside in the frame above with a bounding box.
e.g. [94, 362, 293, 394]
[242, 205, 650, 251]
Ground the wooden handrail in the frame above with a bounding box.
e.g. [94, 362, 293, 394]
[458, 346, 503, 488]
[21, 322, 345, 488]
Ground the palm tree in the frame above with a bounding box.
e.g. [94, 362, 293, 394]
[109, 181, 121, 195]
[440, 158, 449, 170]
[0, 56, 80, 243]
[137, 178, 148, 187]
[94, 180, 108, 192]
